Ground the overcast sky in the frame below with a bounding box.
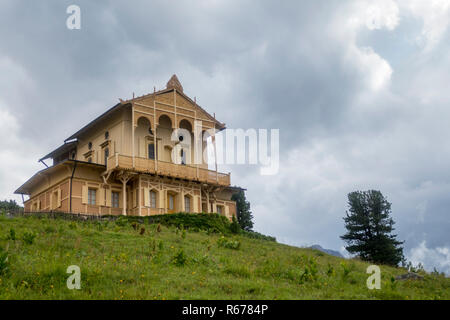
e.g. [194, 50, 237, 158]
[1, 0, 449, 274]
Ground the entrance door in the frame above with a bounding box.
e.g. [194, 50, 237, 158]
[167, 193, 175, 213]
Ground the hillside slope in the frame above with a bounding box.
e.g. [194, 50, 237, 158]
[0, 214, 448, 300]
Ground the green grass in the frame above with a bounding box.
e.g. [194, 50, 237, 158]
[0, 214, 448, 300]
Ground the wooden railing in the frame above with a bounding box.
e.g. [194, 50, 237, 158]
[107, 154, 231, 186]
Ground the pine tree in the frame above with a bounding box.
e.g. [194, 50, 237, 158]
[340, 190, 404, 266]
[231, 190, 253, 231]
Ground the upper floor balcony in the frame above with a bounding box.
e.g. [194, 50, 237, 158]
[107, 154, 231, 186]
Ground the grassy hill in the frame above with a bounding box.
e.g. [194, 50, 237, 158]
[0, 213, 448, 300]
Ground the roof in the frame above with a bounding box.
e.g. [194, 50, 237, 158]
[39, 141, 78, 162]
[64, 102, 123, 142]
[14, 160, 105, 195]
[64, 75, 225, 142]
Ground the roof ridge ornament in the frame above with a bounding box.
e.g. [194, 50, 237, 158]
[166, 74, 183, 92]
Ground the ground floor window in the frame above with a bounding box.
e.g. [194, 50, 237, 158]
[217, 205, 223, 215]
[168, 194, 174, 210]
[150, 190, 157, 208]
[184, 195, 191, 212]
[88, 188, 96, 205]
[112, 191, 120, 208]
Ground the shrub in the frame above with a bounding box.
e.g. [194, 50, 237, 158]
[217, 236, 241, 250]
[240, 230, 276, 242]
[22, 231, 36, 245]
[115, 216, 128, 227]
[172, 249, 187, 266]
[44, 226, 56, 234]
[230, 217, 241, 234]
[299, 257, 318, 283]
[6, 228, 16, 241]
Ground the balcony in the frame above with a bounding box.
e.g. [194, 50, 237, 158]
[107, 154, 231, 186]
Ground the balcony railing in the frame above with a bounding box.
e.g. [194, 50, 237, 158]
[107, 154, 231, 186]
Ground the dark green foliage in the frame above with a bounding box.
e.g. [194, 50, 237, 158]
[341, 190, 404, 266]
[115, 216, 127, 227]
[240, 230, 276, 242]
[6, 228, 16, 241]
[22, 231, 36, 245]
[172, 249, 187, 266]
[143, 213, 233, 235]
[0, 200, 22, 213]
[230, 216, 241, 234]
[231, 190, 253, 231]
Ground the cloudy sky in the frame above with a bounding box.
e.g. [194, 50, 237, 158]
[1, 0, 449, 274]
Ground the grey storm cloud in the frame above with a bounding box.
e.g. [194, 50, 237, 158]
[0, 0, 449, 273]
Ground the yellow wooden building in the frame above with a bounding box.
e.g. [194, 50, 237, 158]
[15, 75, 239, 219]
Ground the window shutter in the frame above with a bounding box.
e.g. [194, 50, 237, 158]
[133, 190, 137, 208]
[144, 188, 150, 207]
[139, 138, 145, 157]
[98, 188, 105, 206]
[118, 191, 123, 209]
[105, 189, 111, 207]
[82, 185, 88, 204]
[37, 200, 41, 211]
[57, 189, 61, 208]
[159, 190, 165, 209]
[193, 196, 199, 213]
[212, 202, 217, 213]
[49, 193, 54, 210]
[225, 205, 230, 218]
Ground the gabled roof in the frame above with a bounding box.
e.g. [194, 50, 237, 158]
[65, 75, 225, 142]
[39, 141, 77, 162]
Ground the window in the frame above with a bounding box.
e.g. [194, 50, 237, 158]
[104, 148, 109, 165]
[150, 190, 157, 208]
[184, 196, 191, 212]
[71, 151, 76, 159]
[168, 194, 174, 210]
[105, 131, 109, 140]
[217, 205, 223, 215]
[88, 142, 93, 150]
[112, 191, 120, 208]
[87, 157, 92, 163]
[148, 144, 155, 160]
[88, 189, 96, 205]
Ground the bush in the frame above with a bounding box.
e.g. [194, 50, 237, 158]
[22, 231, 36, 245]
[172, 249, 187, 266]
[230, 217, 241, 234]
[217, 236, 241, 250]
[115, 216, 128, 227]
[240, 230, 276, 242]
[6, 228, 16, 241]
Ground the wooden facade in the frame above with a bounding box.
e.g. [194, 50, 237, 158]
[15, 75, 239, 220]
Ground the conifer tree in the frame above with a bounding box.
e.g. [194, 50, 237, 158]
[341, 190, 404, 266]
[231, 190, 253, 231]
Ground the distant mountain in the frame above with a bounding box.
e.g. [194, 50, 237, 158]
[309, 244, 344, 258]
